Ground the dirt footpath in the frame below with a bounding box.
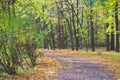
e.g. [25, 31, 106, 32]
[44, 52, 117, 80]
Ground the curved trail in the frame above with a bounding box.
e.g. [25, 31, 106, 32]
[44, 52, 116, 80]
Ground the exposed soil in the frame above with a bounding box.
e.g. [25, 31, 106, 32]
[44, 51, 117, 80]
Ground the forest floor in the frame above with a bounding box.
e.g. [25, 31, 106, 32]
[1, 49, 120, 80]
[0, 56, 61, 80]
[43, 49, 120, 80]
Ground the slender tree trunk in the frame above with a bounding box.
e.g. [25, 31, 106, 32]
[8, 1, 11, 19]
[71, 4, 77, 50]
[105, 23, 110, 51]
[66, 18, 74, 50]
[111, 27, 114, 50]
[90, 10, 95, 51]
[86, 14, 90, 49]
[12, 1, 16, 18]
[114, 2, 119, 52]
[50, 23, 55, 50]
[43, 24, 49, 49]
[58, 22, 61, 49]
[76, 0, 79, 50]
[57, 1, 65, 49]
[64, 24, 68, 49]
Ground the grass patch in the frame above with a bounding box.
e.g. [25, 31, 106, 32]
[77, 50, 120, 61]
[51, 49, 120, 61]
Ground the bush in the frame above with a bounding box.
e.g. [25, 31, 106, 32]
[24, 38, 40, 67]
[0, 31, 23, 74]
[0, 44, 22, 74]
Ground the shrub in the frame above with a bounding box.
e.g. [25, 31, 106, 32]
[0, 31, 23, 74]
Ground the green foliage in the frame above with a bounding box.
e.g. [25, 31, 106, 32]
[0, 0, 51, 75]
[0, 0, 120, 76]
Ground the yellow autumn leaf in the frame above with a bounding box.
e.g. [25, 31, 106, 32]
[34, 66, 38, 70]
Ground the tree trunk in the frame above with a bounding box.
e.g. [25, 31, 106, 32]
[114, 2, 119, 52]
[76, 0, 79, 50]
[105, 23, 110, 51]
[90, 10, 95, 51]
[71, 4, 77, 50]
[50, 23, 55, 50]
[8, 1, 11, 19]
[111, 27, 114, 50]
[57, 1, 65, 49]
[66, 18, 74, 50]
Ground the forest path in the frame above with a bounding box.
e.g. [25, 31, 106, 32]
[44, 52, 116, 80]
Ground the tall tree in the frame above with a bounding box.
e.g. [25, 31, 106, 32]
[111, 26, 115, 50]
[89, 0, 95, 51]
[114, 2, 119, 52]
[90, 9, 95, 51]
[105, 23, 110, 51]
[57, 1, 65, 49]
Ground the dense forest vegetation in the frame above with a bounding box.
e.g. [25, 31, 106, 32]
[0, 0, 120, 76]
